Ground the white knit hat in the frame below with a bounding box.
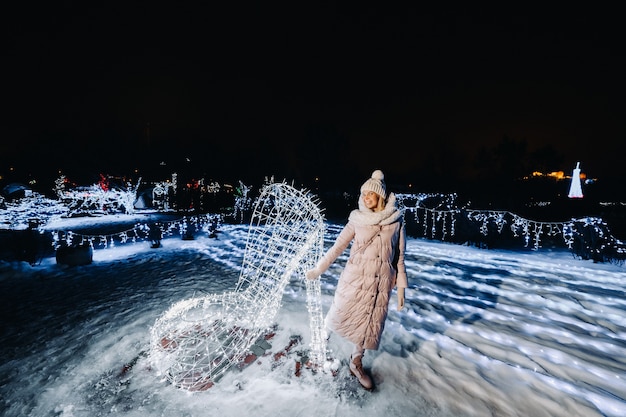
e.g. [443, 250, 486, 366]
[360, 169, 386, 199]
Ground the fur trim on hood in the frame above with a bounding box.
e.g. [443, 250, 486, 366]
[348, 192, 403, 226]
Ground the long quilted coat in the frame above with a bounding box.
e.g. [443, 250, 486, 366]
[315, 193, 407, 350]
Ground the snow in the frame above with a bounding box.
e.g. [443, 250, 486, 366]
[1, 213, 625, 417]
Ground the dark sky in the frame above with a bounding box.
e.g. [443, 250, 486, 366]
[3, 3, 625, 191]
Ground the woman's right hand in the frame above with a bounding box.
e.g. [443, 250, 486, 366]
[305, 268, 320, 280]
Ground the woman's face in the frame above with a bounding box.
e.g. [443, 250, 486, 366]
[361, 191, 380, 210]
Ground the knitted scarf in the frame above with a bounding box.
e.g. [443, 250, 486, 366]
[348, 192, 403, 226]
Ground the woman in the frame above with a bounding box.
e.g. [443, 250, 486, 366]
[306, 169, 407, 390]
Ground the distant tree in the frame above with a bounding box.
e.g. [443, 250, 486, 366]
[295, 122, 351, 190]
[528, 144, 564, 174]
[492, 135, 529, 180]
[472, 145, 497, 181]
[432, 137, 466, 189]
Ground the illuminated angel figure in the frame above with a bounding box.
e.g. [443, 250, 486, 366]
[149, 181, 329, 390]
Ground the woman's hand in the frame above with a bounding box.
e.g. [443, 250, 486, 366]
[305, 268, 320, 280]
[397, 287, 405, 311]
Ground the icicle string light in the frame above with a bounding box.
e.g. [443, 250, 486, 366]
[396, 193, 624, 254]
[50, 214, 223, 250]
[416, 204, 576, 250]
[149, 182, 329, 391]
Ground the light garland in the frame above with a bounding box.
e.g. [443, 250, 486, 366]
[149, 181, 331, 391]
[398, 192, 624, 256]
[50, 214, 223, 250]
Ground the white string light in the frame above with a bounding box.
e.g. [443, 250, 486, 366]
[398, 192, 624, 254]
[55, 175, 141, 217]
[50, 214, 222, 250]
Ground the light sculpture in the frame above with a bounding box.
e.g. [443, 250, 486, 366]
[149, 182, 329, 391]
[55, 175, 141, 216]
[568, 162, 584, 199]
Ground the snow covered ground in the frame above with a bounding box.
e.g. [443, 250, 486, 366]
[0, 213, 625, 417]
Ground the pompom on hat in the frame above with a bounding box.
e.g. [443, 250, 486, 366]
[360, 169, 387, 199]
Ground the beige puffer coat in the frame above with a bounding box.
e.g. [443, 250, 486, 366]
[315, 193, 407, 350]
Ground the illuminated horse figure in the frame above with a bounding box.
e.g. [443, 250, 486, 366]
[149, 182, 329, 390]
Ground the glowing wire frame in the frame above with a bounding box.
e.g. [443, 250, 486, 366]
[149, 182, 329, 390]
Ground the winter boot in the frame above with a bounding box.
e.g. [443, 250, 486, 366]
[349, 353, 373, 390]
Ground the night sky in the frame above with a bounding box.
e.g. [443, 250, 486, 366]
[3, 3, 625, 194]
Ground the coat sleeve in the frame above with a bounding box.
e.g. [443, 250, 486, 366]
[315, 222, 355, 275]
[395, 220, 408, 289]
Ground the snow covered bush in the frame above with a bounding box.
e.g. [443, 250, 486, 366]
[0, 192, 68, 231]
[564, 217, 626, 265]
